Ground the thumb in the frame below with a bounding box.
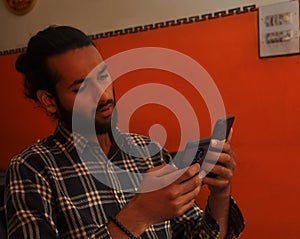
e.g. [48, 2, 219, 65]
[147, 163, 177, 177]
[227, 127, 233, 142]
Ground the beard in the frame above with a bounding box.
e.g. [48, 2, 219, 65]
[95, 103, 118, 135]
[55, 97, 118, 137]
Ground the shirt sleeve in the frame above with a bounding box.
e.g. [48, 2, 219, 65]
[164, 149, 244, 238]
[4, 156, 113, 239]
[171, 197, 245, 239]
[224, 197, 245, 239]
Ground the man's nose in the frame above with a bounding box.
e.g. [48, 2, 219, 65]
[89, 80, 110, 102]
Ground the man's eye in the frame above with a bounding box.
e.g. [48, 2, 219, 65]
[98, 73, 109, 81]
[73, 85, 86, 93]
[73, 89, 80, 93]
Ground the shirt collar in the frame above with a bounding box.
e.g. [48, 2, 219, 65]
[53, 122, 89, 154]
[53, 122, 127, 155]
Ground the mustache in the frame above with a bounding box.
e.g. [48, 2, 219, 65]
[96, 99, 114, 111]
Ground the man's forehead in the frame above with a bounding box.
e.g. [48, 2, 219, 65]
[47, 46, 104, 81]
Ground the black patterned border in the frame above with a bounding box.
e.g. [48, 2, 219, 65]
[0, 4, 256, 56]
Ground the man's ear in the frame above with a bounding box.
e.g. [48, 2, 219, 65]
[36, 90, 57, 115]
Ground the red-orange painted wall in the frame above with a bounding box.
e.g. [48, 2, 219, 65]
[1, 11, 300, 238]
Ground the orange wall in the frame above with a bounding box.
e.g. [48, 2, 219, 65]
[1, 11, 300, 238]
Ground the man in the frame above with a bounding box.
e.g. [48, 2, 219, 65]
[5, 26, 244, 238]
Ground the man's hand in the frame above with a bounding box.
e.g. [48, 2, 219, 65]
[134, 163, 202, 225]
[200, 129, 236, 239]
[202, 139, 236, 196]
[111, 163, 202, 237]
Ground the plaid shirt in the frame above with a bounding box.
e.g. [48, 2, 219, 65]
[5, 123, 244, 239]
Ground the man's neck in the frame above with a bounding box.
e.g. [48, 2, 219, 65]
[97, 133, 112, 156]
[59, 121, 114, 156]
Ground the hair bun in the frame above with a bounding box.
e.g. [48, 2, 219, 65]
[15, 53, 28, 73]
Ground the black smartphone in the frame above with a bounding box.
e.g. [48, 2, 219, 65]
[171, 115, 235, 169]
[206, 115, 235, 177]
[174, 137, 211, 169]
[211, 115, 235, 142]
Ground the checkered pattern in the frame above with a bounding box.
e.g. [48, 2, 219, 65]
[5, 123, 244, 238]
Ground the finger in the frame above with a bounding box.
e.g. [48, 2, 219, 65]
[215, 152, 231, 167]
[210, 140, 234, 163]
[200, 154, 231, 178]
[202, 176, 230, 189]
[138, 164, 179, 192]
[227, 127, 233, 142]
[210, 139, 225, 153]
[147, 165, 194, 189]
[207, 163, 233, 179]
[204, 151, 235, 174]
[176, 163, 200, 184]
[200, 160, 215, 177]
[200, 149, 220, 177]
[216, 145, 236, 171]
[172, 190, 200, 217]
[148, 163, 177, 177]
[222, 142, 234, 156]
[179, 171, 203, 194]
[174, 181, 202, 207]
[180, 185, 201, 204]
[205, 149, 221, 163]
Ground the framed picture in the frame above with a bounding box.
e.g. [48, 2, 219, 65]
[258, 0, 299, 58]
[3, 0, 38, 15]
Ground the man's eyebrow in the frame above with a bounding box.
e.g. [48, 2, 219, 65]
[68, 78, 85, 89]
[68, 64, 107, 89]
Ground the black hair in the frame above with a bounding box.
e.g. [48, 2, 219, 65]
[16, 25, 95, 103]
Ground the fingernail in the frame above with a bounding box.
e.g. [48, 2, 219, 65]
[211, 139, 218, 147]
[198, 170, 206, 179]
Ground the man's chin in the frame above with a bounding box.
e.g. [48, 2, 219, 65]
[95, 117, 116, 135]
[95, 123, 112, 135]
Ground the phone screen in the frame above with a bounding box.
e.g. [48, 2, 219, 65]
[171, 115, 235, 170]
[174, 138, 210, 169]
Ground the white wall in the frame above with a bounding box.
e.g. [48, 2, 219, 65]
[0, 0, 286, 51]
